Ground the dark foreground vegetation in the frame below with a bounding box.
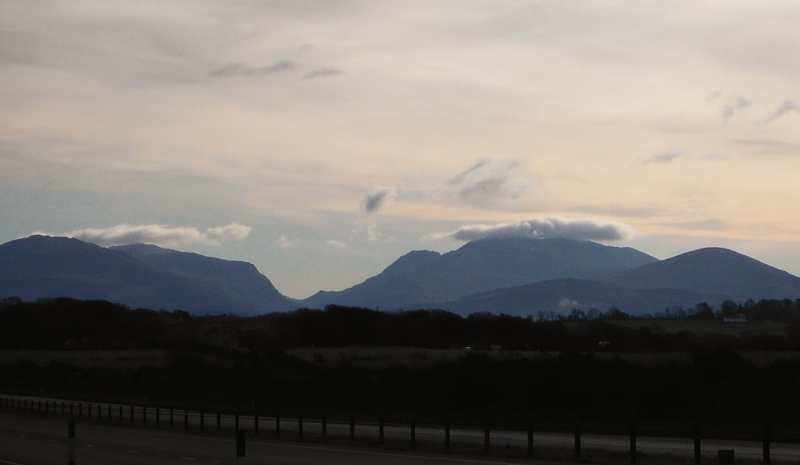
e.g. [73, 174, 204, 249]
[3, 297, 800, 428]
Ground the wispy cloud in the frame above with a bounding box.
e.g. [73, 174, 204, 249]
[720, 95, 751, 121]
[640, 150, 682, 165]
[39, 223, 251, 247]
[210, 60, 294, 78]
[277, 235, 297, 248]
[326, 239, 347, 249]
[764, 100, 800, 123]
[363, 186, 397, 213]
[303, 66, 341, 79]
[425, 217, 633, 242]
[447, 159, 523, 203]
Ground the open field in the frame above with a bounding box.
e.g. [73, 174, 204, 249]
[600, 319, 789, 337]
[0, 350, 169, 370]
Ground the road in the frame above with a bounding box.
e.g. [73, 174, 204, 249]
[0, 412, 562, 465]
[3, 393, 800, 463]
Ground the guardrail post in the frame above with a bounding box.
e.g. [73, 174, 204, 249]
[236, 429, 246, 457]
[298, 415, 303, 440]
[142, 406, 147, 426]
[276, 412, 281, 439]
[322, 415, 327, 441]
[156, 407, 160, 427]
[169, 408, 174, 429]
[78, 403, 82, 418]
[87, 404, 91, 420]
[630, 423, 637, 464]
[527, 420, 533, 457]
[217, 412, 221, 432]
[130, 405, 134, 424]
[378, 416, 384, 444]
[763, 425, 770, 465]
[574, 421, 581, 460]
[694, 423, 701, 465]
[107, 405, 111, 422]
[254, 412, 259, 435]
[184, 409, 189, 430]
[484, 419, 490, 454]
[62, 402, 65, 417]
[70, 402, 74, 417]
[445, 418, 451, 452]
[350, 416, 355, 443]
[38, 400, 42, 415]
[200, 410, 205, 431]
[235, 412, 239, 432]
[410, 417, 416, 449]
[68, 419, 76, 465]
[119, 405, 123, 424]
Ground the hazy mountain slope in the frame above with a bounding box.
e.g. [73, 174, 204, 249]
[301, 237, 658, 309]
[0, 236, 294, 315]
[605, 248, 800, 301]
[111, 243, 296, 313]
[433, 278, 727, 317]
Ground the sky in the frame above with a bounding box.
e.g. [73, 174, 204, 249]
[2, 1, 800, 299]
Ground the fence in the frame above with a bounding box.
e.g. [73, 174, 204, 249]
[0, 392, 793, 463]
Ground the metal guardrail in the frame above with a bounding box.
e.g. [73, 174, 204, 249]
[0, 392, 794, 464]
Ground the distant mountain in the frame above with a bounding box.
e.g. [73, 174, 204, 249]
[0, 236, 295, 315]
[434, 278, 728, 317]
[431, 247, 800, 317]
[604, 247, 800, 301]
[301, 237, 657, 309]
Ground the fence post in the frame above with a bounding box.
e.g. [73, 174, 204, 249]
[217, 412, 221, 432]
[236, 429, 246, 457]
[62, 402, 66, 417]
[169, 408, 174, 429]
[184, 409, 189, 430]
[763, 425, 770, 465]
[276, 412, 281, 439]
[119, 405, 123, 424]
[445, 418, 451, 452]
[235, 412, 239, 432]
[410, 417, 416, 449]
[78, 403, 82, 418]
[38, 400, 42, 415]
[70, 402, 74, 417]
[322, 415, 327, 441]
[298, 415, 303, 440]
[575, 421, 581, 460]
[108, 405, 111, 422]
[719, 450, 734, 465]
[694, 423, 701, 465]
[142, 406, 146, 426]
[527, 420, 534, 457]
[68, 419, 76, 465]
[630, 423, 637, 465]
[484, 419, 490, 454]
[130, 405, 134, 424]
[87, 404, 90, 420]
[379, 416, 384, 444]
[350, 416, 355, 443]
[200, 411, 204, 432]
[254, 412, 259, 435]
[155, 407, 160, 427]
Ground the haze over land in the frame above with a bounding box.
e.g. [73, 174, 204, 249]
[2, 2, 800, 298]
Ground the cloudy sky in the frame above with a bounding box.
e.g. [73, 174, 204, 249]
[2, 1, 800, 298]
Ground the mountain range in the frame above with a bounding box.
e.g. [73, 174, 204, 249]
[2, 235, 800, 316]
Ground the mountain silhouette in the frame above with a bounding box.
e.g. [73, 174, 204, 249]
[301, 237, 657, 309]
[0, 236, 295, 315]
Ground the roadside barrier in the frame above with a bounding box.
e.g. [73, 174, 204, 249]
[0, 393, 795, 462]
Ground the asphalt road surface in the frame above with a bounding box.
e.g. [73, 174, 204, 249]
[0, 412, 565, 465]
[4, 393, 800, 464]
